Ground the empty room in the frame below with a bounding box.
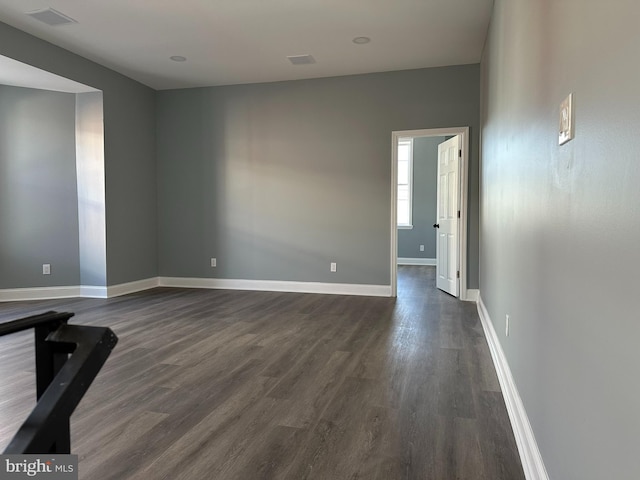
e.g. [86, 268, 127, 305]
[1, 1, 639, 479]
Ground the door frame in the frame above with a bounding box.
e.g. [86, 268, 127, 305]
[390, 126, 470, 299]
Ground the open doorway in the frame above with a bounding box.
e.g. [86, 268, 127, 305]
[390, 127, 470, 299]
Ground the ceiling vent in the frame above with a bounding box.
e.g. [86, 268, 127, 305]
[287, 55, 315, 65]
[26, 8, 77, 26]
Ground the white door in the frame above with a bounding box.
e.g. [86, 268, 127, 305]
[435, 136, 460, 296]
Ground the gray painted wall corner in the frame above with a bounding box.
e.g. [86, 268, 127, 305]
[0, 21, 159, 287]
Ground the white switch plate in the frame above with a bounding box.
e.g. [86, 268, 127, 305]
[419, 245, 425, 252]
[210, 258, 217, 267]
[330, 262, 337, 272]
[43, 264, 51, 275]
[559, 93, 574, 145]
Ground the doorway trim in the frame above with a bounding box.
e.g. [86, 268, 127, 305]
[390, 126, 470, 299]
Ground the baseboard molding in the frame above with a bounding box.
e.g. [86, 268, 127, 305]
[1, 276, 391, 301]
[476, 293, 549, 480]
[0, 286, 81, 302]
[158, 277, 392, 297]
[464, 288, 479, 302]
[79, 285, 108, 298]
[397, 257, 436, 266]
[107, 277, 159, 298]
[1, 278, 159, 302]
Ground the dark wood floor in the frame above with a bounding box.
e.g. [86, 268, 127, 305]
[0, 266, 525, 479]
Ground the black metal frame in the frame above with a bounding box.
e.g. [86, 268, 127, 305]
[0, 311, 118, 454]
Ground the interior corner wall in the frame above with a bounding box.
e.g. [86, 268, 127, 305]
[0, 85, 79, 288]
[480, 1, 640, 478]
[397, 136, 444, 259]
[0, 21, 157, 287]
[157, 66, 480, 287]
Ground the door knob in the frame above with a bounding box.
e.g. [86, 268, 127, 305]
[433, 223, 440, 228]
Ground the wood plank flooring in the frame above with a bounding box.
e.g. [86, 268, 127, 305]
[0, 266, 525, 479]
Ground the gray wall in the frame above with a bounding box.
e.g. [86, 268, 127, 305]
[481, 1, 640, 478]
[0, 85, 79, 288]
[0, 21, 157, 286]
[157, 66, 480, 287]
[397, 136, 444, 259]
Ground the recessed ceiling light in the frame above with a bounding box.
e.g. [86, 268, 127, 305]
[170, 56, 187, 62]
[353, 36, 371, 45]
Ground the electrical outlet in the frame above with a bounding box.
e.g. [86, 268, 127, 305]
[210, 258, 217, 267]
[505, 314, 510, 337]
[330, 262, 337, 272]
[419, 244, 425, 252]
[43, 264, 51, 275]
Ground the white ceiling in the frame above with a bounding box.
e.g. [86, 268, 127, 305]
[0, 0, 494, 91]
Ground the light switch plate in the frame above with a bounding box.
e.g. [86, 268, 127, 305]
[559, 93, 574, 145]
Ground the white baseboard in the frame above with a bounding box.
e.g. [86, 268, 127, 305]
[1, 277, 391, 301]
[476, 293, 549, 480]
[397, 257, 436, 266]
[158, 277, 392, 297]
[464, 288, 479, 302]
[79, 285, 108, 298]
[107, 277, 159, 298]
[0, 278, 159, 302]
[0, 286, 81, 302]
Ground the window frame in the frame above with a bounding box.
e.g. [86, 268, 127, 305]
[397, 137, 414, 229]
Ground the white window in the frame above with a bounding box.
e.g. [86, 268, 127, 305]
[397, 138, 413, 228]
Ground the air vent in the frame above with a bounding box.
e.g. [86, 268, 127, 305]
[26, 8, 77, 26]
[287, 55, 315, 65]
